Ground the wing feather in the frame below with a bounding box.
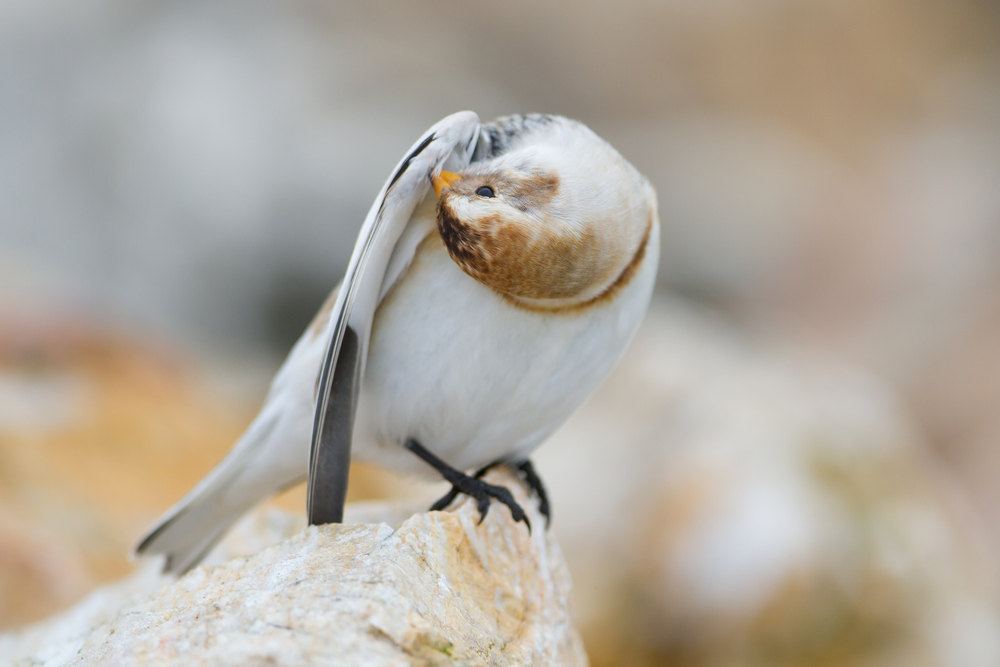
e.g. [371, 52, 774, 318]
[307, 112, 481, 524]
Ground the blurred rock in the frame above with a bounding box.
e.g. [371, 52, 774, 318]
[3, 298, 999, 666]
[757, 75, 1000, 551]
[0, 470, 586, 667]
[533, 299, 1000, 666]
[0, 508, 92, 630]
[0, 318, 396, 629]
[0, 318, 250, 617]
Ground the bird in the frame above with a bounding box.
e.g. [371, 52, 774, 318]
[136, 111, 660, 574]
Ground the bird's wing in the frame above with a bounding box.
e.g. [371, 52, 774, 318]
[307, 111, 481, 525]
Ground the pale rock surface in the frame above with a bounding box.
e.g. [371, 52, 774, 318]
[0, 471, 587, 667]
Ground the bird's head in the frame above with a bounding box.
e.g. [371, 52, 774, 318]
[433, 115, 657, 311]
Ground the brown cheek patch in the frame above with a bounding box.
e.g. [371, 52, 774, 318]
[436, 201, 489, 275]
[437, 200, 603, 300]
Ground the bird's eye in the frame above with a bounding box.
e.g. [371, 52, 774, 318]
[475, 185, 496, 198]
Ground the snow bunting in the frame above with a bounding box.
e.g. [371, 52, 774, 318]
[137, 112, 659, 573]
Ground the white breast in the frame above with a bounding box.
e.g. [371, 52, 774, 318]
[353, 215, 659, 478]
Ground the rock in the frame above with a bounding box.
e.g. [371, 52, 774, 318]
[0, 470, 588, 667]
[0, 321, 257, 626]
[0, 507, 93, 629]
[0, 321, 407, 629]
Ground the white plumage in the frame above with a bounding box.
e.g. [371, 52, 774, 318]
[137, 112, 659, 574]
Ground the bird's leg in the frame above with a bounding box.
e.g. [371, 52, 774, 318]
[514, 459, 551, 527]
[404, 439, 530, 531]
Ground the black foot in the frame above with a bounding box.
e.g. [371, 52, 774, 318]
[459, 459, 551, 528]
[428, 460, 496, 513]
[515, 460, 551, 527]
[405, 440, 531, 532]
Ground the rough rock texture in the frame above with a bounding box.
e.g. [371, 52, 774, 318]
[0, 471, 587, 666]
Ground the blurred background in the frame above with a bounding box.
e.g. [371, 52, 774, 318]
[2, 0, 1000, 664]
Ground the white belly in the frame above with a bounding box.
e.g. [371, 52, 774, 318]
[353, 227, 658, 477]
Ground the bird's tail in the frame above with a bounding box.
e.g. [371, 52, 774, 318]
[134, 409, 303, 575]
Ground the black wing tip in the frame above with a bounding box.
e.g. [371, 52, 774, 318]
[138, 522, 231, 576]
[134, 505, 187, 557]
[307, 325, 360, 526]
[134, 512, 181, 575]
[387, 131, 437, 191]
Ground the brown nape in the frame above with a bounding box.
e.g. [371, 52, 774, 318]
[574, 210, 653, 309]
[503, 209, 652, 314]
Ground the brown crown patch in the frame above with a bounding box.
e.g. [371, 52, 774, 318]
[507, 173, 560, 212]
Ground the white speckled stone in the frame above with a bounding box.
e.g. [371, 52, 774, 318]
[0, 471, 587, 667]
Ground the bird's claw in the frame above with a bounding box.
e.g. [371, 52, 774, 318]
[515, 460, 551, 527]
[430, 458, 548, 529]
[405, 439, 531, 532]
[431, 475, 531, 533]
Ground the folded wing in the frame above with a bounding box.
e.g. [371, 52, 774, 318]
[307, 111, 482, 525]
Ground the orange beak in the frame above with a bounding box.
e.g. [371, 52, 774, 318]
[432, 171, 462, 197]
